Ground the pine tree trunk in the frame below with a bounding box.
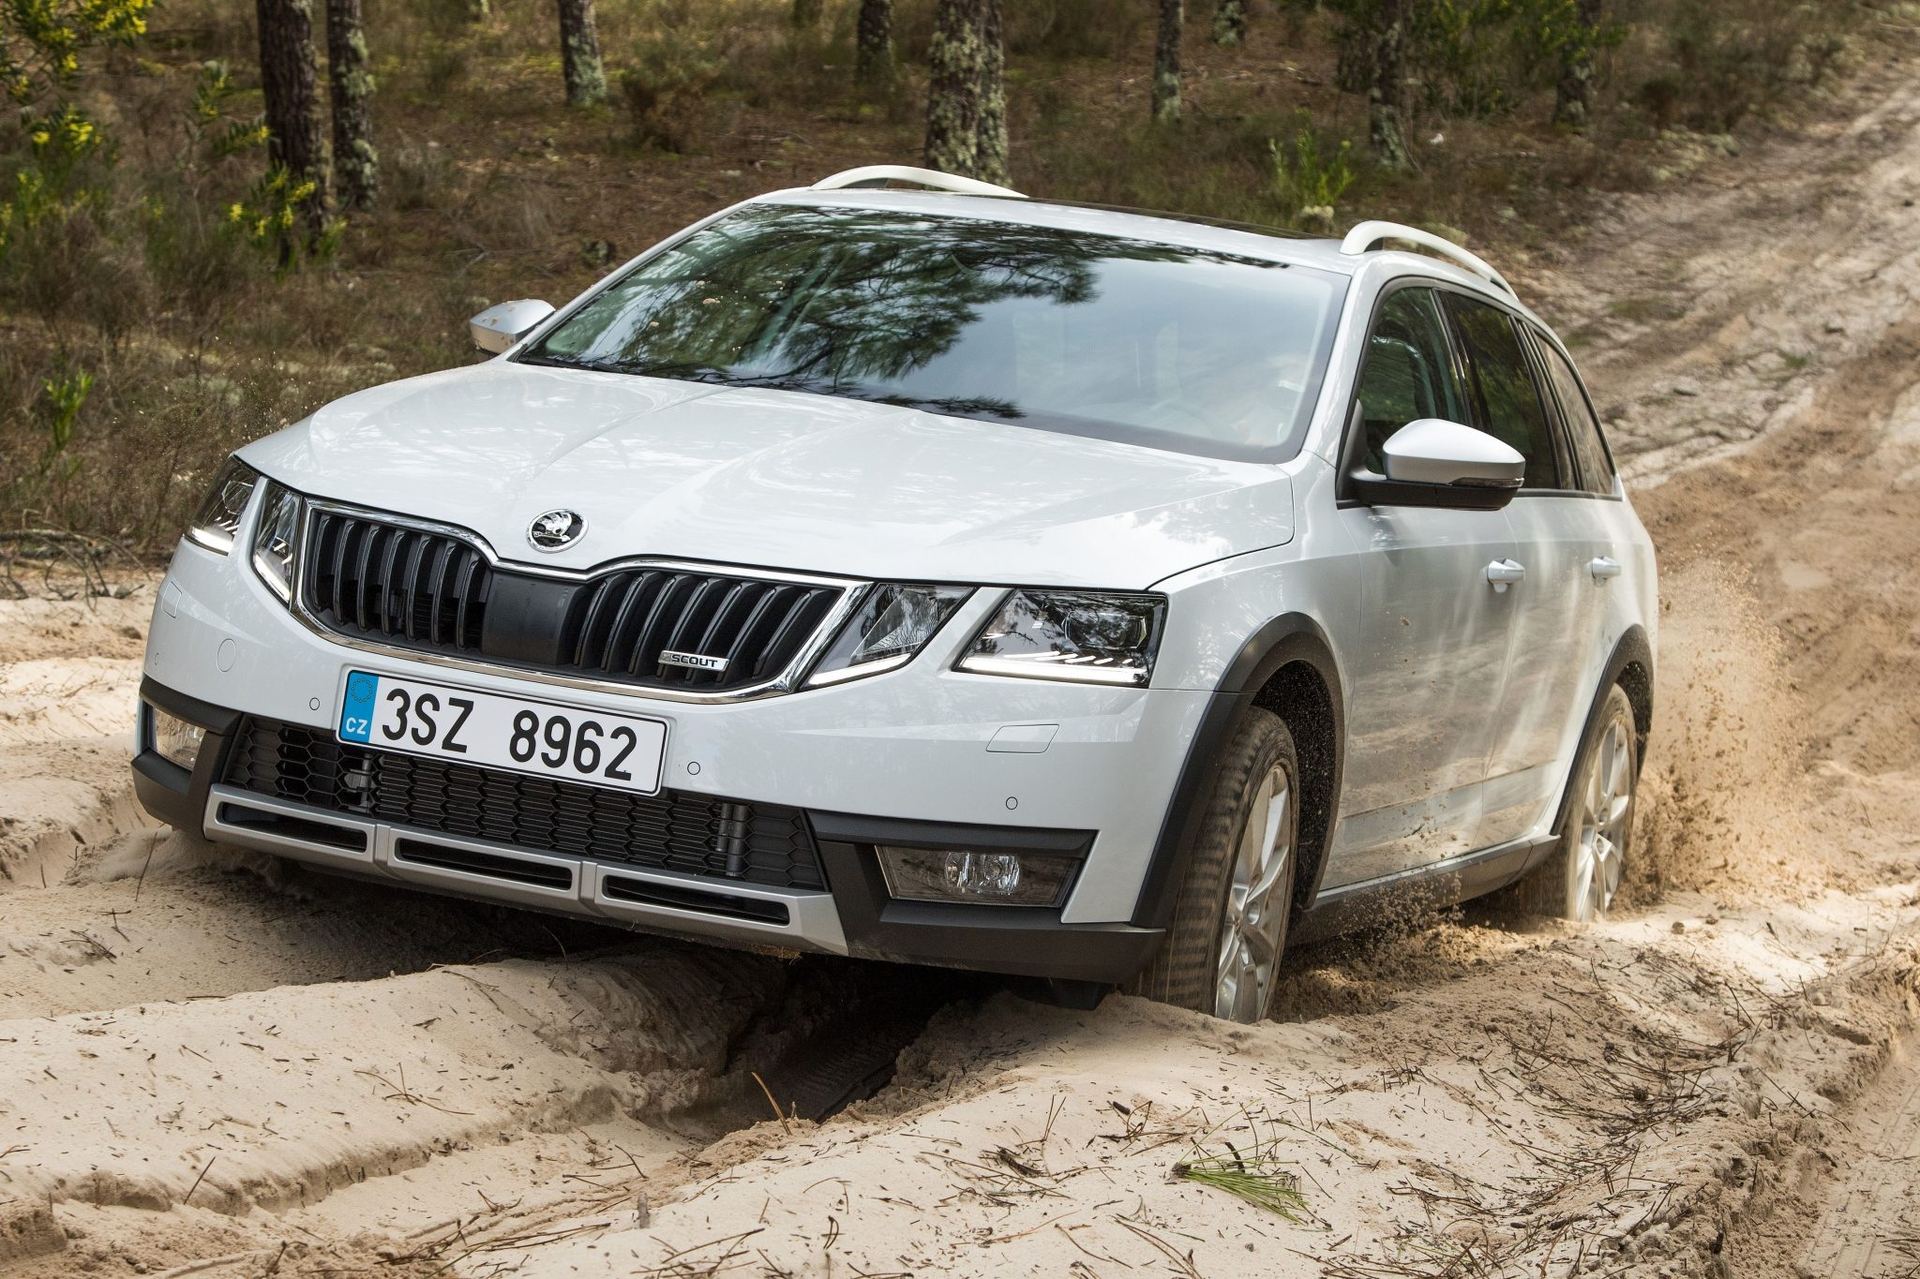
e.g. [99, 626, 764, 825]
[791, 0, 823, 27]
[557, 0, 606, 107]
[1367, 0, 1410, 168]
[1212, 0, 1246, 46]
[1152, 0, 1182, 124]
[324, 0, 376, 211]
[255, 0, 328, 254]
[975, 0, 1009, 186]
[924, 0, 984, 176]
[1553, 0, 1602, 129]
[855, 0, 893, 86]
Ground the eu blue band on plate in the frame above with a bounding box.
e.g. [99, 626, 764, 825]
[340, 670, 378, 742]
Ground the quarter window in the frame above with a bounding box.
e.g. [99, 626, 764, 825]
[1445, 295, 1562, 489]
[1536, 337, 1617, 495]
[1352, 288, 1467, 474]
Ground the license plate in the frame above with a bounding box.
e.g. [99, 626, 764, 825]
[336, 670, 667, 795]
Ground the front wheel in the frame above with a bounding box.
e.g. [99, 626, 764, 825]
[1510, 684, 1639, 920]
[1128, 708, 1299, 1023]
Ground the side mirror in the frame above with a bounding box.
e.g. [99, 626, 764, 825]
[468, 299, 556, 354]
[1352, 419, 1525, 511]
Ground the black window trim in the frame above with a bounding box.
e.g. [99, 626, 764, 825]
[1522, 321, 1624, 501]
[1333, 276, 1479, 508]
[1436, 287, 1578, 497]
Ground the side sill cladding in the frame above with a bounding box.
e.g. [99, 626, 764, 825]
[1128, 614, 1346, 929]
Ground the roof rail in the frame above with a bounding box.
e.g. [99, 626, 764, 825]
[1340, 220, 1513, 296]
[811, 165, 1026, 200]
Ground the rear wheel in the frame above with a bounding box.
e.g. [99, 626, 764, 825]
[1129, 709, 1298, 1023]
[1510, 684, 1638, 920]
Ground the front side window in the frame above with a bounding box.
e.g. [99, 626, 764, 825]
[1444, 295, 1562, 489]
[519, 204, 1348, 462]
[1535, 336, 1617, 495]
[1352, 287, 1467, 473]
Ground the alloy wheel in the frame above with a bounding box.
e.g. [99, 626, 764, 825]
[1213, 763, 1294, 1022]
[1571, 706, 1635, 921]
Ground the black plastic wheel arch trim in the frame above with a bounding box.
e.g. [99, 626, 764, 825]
[1127, 612, 1346, 930]
[1547, 625, 1654, 841]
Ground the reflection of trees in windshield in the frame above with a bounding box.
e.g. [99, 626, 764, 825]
[522, 203, 1342, 461]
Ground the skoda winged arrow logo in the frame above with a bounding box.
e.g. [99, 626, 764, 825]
[527, 509, 586, 552]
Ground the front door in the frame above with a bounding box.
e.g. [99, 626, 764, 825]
[1442, 294, 1605, 847]
[1324, 285, 1520, 889]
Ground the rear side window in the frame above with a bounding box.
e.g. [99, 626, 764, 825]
[1444, 295, 1562, 489]
[1352, 288, 1467, 474]
[1535, 337, 1617, 495]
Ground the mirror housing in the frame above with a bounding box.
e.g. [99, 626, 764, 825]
[1351, 418, 1525, 511]
[468, 299, 556, 354]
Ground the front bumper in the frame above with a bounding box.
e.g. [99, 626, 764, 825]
[134, 539, 1209, 983]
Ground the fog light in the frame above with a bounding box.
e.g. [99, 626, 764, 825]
[877, 846, 1078, 908]
[149, 705, 206, 771]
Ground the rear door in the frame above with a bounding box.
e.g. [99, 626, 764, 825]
[1322, 284, 1519, 889]
[1442, 293, 1603, 847]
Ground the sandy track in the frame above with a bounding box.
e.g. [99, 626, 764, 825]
[7, 61, 1920, 1279]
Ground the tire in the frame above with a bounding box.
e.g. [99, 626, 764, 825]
[1508, 684, 1639, 920]
[1128, 708, 1299, 1022]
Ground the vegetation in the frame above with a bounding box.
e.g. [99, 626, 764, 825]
[0, 0, 1883, 545]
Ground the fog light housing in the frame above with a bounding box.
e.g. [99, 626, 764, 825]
[877, 846, 1078, 908]
[148, 705, 206, 772]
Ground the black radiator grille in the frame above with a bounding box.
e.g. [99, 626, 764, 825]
[305, 509, 491, 651]
[298, 508, 848, 694]
[564, 568, 843, 690]
[221, 718, 825, 890]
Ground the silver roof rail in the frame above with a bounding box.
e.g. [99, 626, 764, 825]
[811, 164, 1026, 200]
[1340, 220, 1513, 296]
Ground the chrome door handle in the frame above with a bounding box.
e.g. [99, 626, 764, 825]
[1485, 558, 1526, 592]
[1589, 556, 1623, 581]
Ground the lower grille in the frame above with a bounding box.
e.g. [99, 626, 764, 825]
[221, 717, 824, 890]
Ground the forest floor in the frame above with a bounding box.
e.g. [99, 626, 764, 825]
[6, 46, 1920, 1279]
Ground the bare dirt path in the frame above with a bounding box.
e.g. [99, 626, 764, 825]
[7, 60, 1920, 1279]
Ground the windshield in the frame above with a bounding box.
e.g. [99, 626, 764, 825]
[520, 204, 1348, 462]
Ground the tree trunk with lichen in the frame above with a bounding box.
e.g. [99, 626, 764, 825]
[1152, 0, 1182, 124]
[975, 0, 1009, 185]
[1367, 0, 1409, 168]
[557, 0, 605, 107]
[1212, 0, 1245, 46]
[924, 0, 984, 176]
[856, 0, 893, 85]
[1553, 0, 1602, 129]
[324, 0, 376, 211]
[256, 0, 328, 254]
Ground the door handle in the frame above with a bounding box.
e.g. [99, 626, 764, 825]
[1485, 558, 1526, 592]
[1589, 556, 1623, 582]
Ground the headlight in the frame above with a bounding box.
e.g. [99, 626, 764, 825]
[250, 481, 302, 603]
[807, 583, 973, 686]
[956, 590, 1166, 687]
[185, 457, 259, 554]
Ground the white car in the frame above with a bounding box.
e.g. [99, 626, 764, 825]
[133, 166, 1655, 1023]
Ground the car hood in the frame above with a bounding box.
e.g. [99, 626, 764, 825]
[241, 363, 1295, 588]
